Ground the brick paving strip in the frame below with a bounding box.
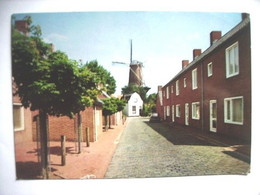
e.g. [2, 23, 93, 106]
[15, 120, 128, 179]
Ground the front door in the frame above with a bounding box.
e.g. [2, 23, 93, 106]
[210, 100, 217, 132]
[185, 103, 189, 125]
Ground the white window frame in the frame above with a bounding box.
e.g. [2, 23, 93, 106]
[208, 62, 213, 77]
[183, 78, 187, 88]
[192, 68, 198, 90]
[226, 42, 239, 78]
[13, 103, 25, 131]
[176, 80, 179, 96]
[172, 105, 175, 122]
[224, 96, 243, 125]
[163, 106, 166, 120]
[192, 102, 200, 120]
[166, 106, 170, 116]
[176, 104, 181, 117]
[166, 86, 169, 99]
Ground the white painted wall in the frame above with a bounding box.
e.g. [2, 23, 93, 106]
[125, 92, 143, 117]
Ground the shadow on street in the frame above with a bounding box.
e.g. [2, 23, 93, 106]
[144, 119, 250, 163]
[27, 146, 76, 157]
[144, 121, 215, 146]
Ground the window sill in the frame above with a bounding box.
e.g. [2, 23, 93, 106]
[226, 72, 239, 78]
[224, 120, 243, 125]
[14, 128, 25, 132]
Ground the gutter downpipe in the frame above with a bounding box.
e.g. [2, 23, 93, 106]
[201, 62, 205, 132]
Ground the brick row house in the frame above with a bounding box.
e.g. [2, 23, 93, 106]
[156, 13, 251, 142]
[13, 19, 123, 145]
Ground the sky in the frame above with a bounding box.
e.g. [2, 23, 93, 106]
[13, 12, 242, 95]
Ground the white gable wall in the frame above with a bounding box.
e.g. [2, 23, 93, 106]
[125, 92, 143, 117]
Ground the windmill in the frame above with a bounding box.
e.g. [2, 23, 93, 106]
[112, 39, 144, 87]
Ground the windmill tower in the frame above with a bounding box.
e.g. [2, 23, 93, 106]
[113, 40, 144, 86]
[128, 40, 143, 86]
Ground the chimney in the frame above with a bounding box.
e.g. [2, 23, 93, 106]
[158, 85, 162, 92]
[182, 60, 189, 69]
[15, 20, 29, 36]
[193, 49, 201, 60]
[242, 13, 249, 20]
[210, 31, 222, 45]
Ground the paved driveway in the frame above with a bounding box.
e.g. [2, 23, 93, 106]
[105, 117, 250, 178]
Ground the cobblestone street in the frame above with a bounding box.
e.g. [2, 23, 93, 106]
[105, 117, 250, 178]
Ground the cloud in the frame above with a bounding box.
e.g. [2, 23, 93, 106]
[43, 33, 68, 43]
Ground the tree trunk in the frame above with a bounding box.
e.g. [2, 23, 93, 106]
[39, 110, 49, 179]
[77, 113, 82, 154]
[105, 115, 109, 131]
[109, 115, 111, 129]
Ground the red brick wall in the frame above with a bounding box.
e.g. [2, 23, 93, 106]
[32, 106, 104, 142]
[157, 18, 251, 142]
[48, 115, 76, 141]
[14, 106, 33, 143]
[13, 88, 33, 144]
[203, 24, 251, 141]
[162, 64, 202, 129]
[156, 94, 163, 119]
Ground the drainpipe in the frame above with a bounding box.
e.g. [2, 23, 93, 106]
[94, 106, 97, 142]
[201, 62, 205, 132]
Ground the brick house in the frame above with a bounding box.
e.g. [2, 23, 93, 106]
[33, 101, 104, 143]
[12, 80, 34, 144]
[12, 19, 121, 144]
[156, 13, 251, 142]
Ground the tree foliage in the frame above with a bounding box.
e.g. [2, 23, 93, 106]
[121, 84, 150, 102]
[12, 17, 98, 118]
[102, 97, 126, 116]
[85, 60, 116, 95]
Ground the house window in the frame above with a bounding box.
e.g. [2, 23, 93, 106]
[208, 62, 213, 77]
[176, 104, 181, 117]
[226, 42, 239, 78]
[166, 106, 170, 116]
[176, 80, 179, 96]
[192, 102, 200, 120]
[224, 96, 243, 125]
[184, 78, 187, 88]
[166, 86, 169, 99]
[171, 85, 173, 93]
[13, 103, 24, 131]
[132, 106, 136, 114]
[172, 105, 175, 122]
[164, 106, 166, 120]
[192, 68, 198, 90]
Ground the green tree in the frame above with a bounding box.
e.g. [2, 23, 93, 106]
[146, 93, 157, 114]
[85, 60, 116, 95]
[121, 84, 150, 102]
[12, 17, 98, 178]
[102, 97, 126, 130]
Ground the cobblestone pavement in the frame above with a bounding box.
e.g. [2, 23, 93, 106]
[105, 117, 250, 178]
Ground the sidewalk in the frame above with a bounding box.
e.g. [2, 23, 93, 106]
[167, 122, 251, 162]
[15, 120, 127, 179]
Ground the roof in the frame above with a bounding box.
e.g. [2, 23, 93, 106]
[94, 98, 104, 106]
[122, 92, 142, 101]
[163, 16, 250, 88]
